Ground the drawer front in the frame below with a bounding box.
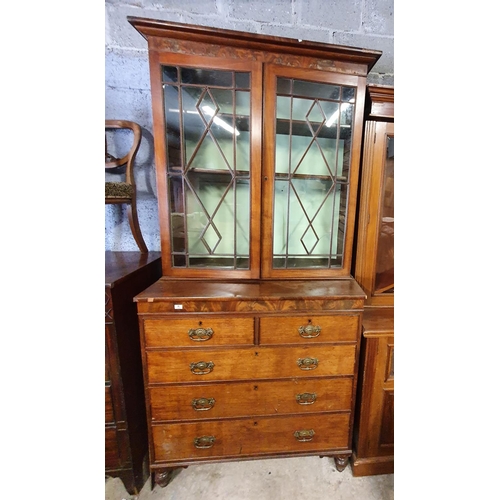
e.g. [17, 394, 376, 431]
[152, 412, 350, 463]
[147, 345, 356, 383]
[105, 427, 120, 468]
[143, 317, 255, 348]
[105, 386, 114, 423]
[260, 314, 359, 345]
[150, 378, 353, 421]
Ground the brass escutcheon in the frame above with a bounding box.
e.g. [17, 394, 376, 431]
[188, 327, 214, 341]
[190, 361, 214, 375]
[298, 324, 321, 338]
[297, 357, 319, 370]
[191, 397, 216, 411]
[294, 429, 315, 442]
[193, 435, 216, 449]
[296, 392, 317, 405]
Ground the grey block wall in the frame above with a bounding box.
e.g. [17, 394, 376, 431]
[105, 0, 394, 253]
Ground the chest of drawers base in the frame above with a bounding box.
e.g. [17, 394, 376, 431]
[135, 279, 366, 487]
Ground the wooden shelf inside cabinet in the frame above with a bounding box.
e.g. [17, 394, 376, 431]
[274, 172, 348, 182]
[168, 167, 250, 177]
[275, 119, 353, 139]
[181, 114, 251, 135]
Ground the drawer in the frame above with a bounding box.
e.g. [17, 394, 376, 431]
[152, 412, 350, 463]
[105, 427, 120, 468]
[260, 314, 359, 345]
[105, 386, 114, 423]
[147, 345, 356, 383]
[150, 378, 353, 421]
[143, 317, 255, 348]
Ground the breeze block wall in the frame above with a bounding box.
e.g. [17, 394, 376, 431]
[105, 0, 394, 252]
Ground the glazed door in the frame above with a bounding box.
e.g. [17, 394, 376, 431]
[354, 120, 394, 305]
[373, 124, 394, 296]
[149, 52, 263, 279]
[261, 65, 366, 279]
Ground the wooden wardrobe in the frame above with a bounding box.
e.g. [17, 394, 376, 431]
[351, 84, 394, 476]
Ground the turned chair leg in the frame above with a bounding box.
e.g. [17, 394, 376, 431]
[127, 202, 148, 253]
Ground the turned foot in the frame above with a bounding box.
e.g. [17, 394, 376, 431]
[154, 468, 175, 488]
[334, 454, 350, 472]
[153, 466, 189, 488]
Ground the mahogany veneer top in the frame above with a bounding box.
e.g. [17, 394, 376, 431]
[134, 278, 366, 302]
[105, 251, 162, 287]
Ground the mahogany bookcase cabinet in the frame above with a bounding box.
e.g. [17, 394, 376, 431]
[351, 84, 394, 476]
[105, 251, 162, 493]
[128, 16, 382, 487]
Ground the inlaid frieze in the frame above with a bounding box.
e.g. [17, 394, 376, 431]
[149, 37, 367, 76]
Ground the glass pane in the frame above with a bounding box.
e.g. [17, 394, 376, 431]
[375, 135, 394, 293]
[293, 80, 340, 100]
[164, 85, 182, 168]
[235, 72, 250, 89]
[276, 96, 291, 120]
[162, 66, 178, 83]
[341, 86, 356, 102]
[277, 78, 292, 95]
[181, 68, 233, 87]
[168, 176, 185, 253]
[163, 65, 251, 270]
[272, 78, 354, 269]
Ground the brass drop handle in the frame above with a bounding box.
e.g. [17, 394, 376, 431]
[294, 429, 315, 442]
[298, 323, 321, 338]
[192, 397, 216, 411]
[297, 357, 318, 370]
[190, 361, 214, 375]
[188, 327, 214, 341]
[296, 392, 317, 405]
[193, 435, 216, 449]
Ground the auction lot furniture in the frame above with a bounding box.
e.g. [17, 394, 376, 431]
[128, 16, 382, 487]
[351, 85, 394, 476]
[105, 251, 162, 493]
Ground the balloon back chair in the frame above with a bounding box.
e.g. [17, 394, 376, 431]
[105, 119, 148, 253]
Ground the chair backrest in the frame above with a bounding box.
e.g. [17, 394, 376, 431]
[105, 120, 142, 185]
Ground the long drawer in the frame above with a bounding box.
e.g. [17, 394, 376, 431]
[152, 412, 351, 463]
[144, 317, 254, 348]
[147, 345, 357, 384]
[150, 377, 353, 421]
[259, 314, 359, 345]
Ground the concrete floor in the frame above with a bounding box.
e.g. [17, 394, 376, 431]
[105, 456, 394, 500]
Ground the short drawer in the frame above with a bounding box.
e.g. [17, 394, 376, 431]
[150, 378, 353, 421]
[152, 412, 350, 463]
[105, 386, 114, 423]
[147, 345, 356, 384]
[105, 427, 120, 468]
[143, 317, 255, 348]
[259, 314, 359, 345]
